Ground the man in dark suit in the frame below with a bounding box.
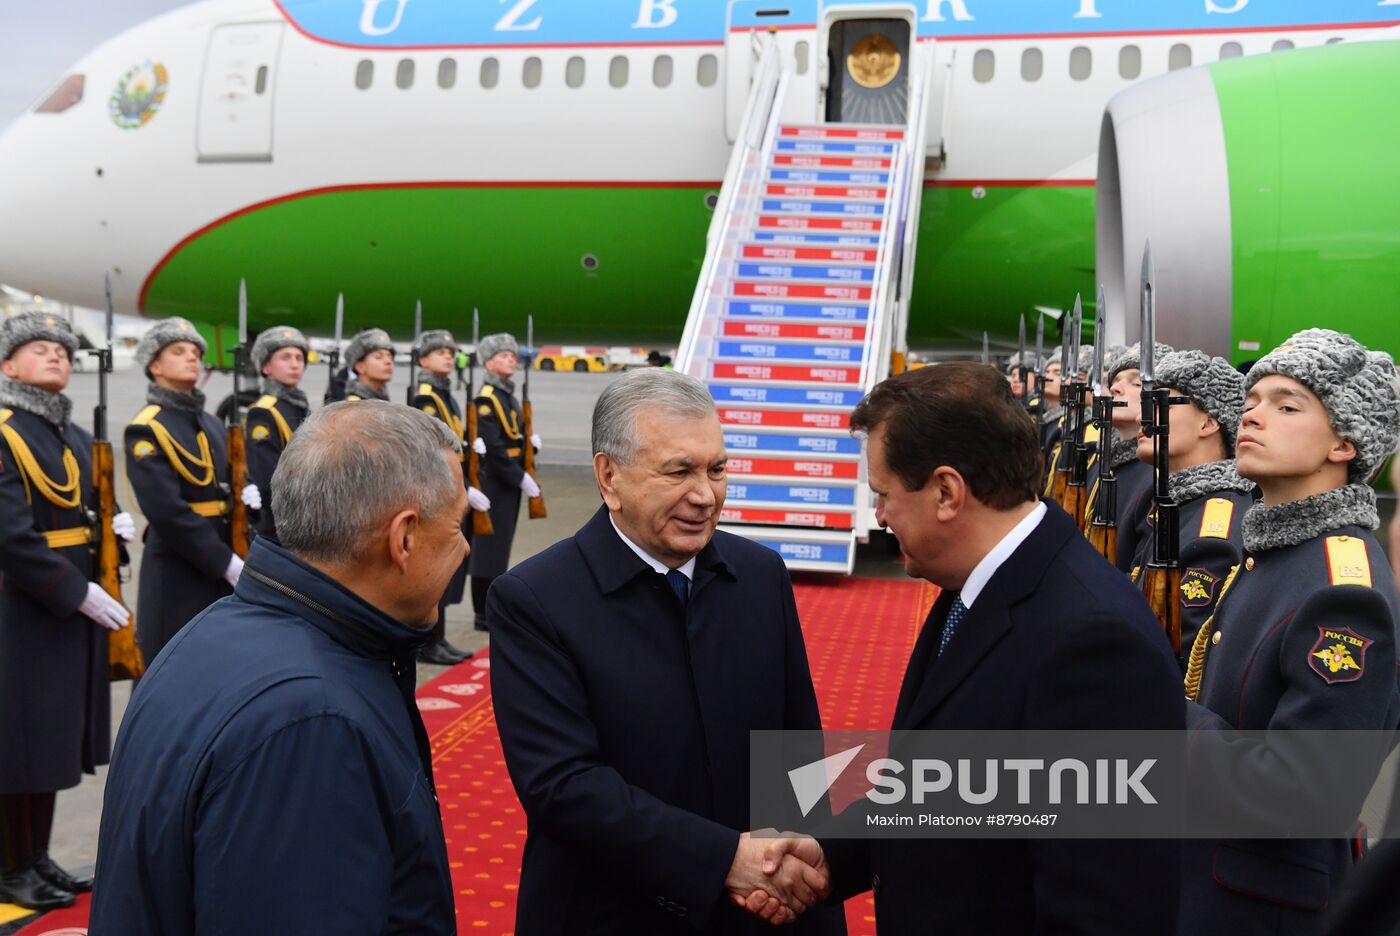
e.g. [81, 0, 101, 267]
[757, 362, 1184, 934]
[489, 368, 843, 935]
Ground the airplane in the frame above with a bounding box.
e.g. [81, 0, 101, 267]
[0, 0, 1397, 362]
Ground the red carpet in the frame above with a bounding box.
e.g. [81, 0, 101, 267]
[17, 576, 934, 936]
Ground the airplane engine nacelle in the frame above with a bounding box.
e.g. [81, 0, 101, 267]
[1097, 38, 1400, 363]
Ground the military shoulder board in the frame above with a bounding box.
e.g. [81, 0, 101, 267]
[1325, 535, 1372, 588]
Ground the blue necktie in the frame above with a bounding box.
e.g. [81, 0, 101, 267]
[937, 593, 967, 658]
[665, 569, 689, 609]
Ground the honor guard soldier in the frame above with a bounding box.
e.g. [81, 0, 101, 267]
[1037, 353, 1064, 456]
[125, 319, 254, 664]
[1096, 342, 1172, 572]
[1181, 329, 1400, 936]
[0, 313, 134, 911]
[469, 333, 541, 630]
[344, 328, 394, 402]
[410, 328, 489, 665]
[245, 325, 310, 542]
[1125, 350, 1254, 666]
[1006, 352, 1030, 402]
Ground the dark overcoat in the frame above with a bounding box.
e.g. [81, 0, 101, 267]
[244, 392, 307, 541]
[124, 402, 233, 663]
[412, 378, 470, 604]
[489, 506, 846, 935]
[0, 406, 110, 792]
[824, 502, 1184, 935]
[470, 381, 529, 579]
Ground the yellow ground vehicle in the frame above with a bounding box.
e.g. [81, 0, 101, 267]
[533, 345, 610, 373]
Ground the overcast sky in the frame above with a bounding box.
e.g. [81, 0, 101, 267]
[0, 0, 195, 129]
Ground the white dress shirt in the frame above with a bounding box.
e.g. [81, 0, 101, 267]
[958, 502, 1047, 609]
[609, 516, 696, 581]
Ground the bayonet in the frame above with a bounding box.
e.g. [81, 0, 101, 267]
[1092, 285, 1106, 394]
[408, 299, 423, 404]
[981, 331, 989, 367]
[1140, 241, 1156, 388]
[1016, 314, 1028, 405]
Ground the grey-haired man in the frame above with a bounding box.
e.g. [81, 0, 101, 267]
[489, 368, 842, 934]
[91, 401, 464, 932]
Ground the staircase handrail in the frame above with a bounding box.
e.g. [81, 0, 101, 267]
[894, 47, 938, 365]
[677, 42, 784, 375]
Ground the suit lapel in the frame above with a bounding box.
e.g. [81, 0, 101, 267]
[892, 593, 951, 729]
[893, 501, 1077, 728]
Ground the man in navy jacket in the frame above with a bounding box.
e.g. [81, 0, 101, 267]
[489, 368, 844, 935]
[774, 363, 1184, 935]
[89, 401, 466, 934]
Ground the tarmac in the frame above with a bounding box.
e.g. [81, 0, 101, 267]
[34, 359, 1400, 877]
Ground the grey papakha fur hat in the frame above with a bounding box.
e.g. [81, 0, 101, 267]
[1155, 349, 1246, 455]
[251, 325, 310, 372]
[135, 317, 207, 378]
[1106, 341, 1175, 387]
[414, 329, 458, 359]
[477, 332, 519, 363]
[345, 328, 394, 373]
[0, 311, 79, 361]
[1247, 328, 1400, 483]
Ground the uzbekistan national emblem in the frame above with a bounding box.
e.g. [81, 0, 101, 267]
[1308, 626, 1371, 685]
[110, 61, 169, 130]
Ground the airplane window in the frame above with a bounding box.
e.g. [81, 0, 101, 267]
[480, 57, 499, 89]
[1020, 48, 1042, 81]
[698, 54, 719, 87]
[35, 74, 84, 113]
[355, 60, 374, 90]
[1069, 46, 1091, 80]
[972, 49, 994, 83]
[1168, 44, 1192, 71]
[796, 41, 810, 75]
[1219, 42, 1243, 60]
[397, 59, 415, 90]
[255, 66, 268, 95]
[1272, 39, 1295, 51]
[610, 56, 629, 88]
[524, 56, 543, 89]
[653, 55, 674, 87]
[1119, 45, 1141, 79]
[566, 56, 586, 88]
[438, 59, 457, 89]
[1326, 37, 1345, 45]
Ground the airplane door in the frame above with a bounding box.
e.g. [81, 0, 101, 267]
[197, 22, 284, 163]
[824, 17, 911, 124]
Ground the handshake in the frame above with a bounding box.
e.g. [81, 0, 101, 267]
[724, 831, 830, 926]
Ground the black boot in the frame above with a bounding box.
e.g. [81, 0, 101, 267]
[473, 614, 489, 633]
[438, 639, 472, 663]
[0, 864, 76, 911]
[417, 640, 465, 666]
[33, 851, 92, 893]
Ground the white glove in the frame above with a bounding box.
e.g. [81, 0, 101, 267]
[111, 511, 136, 543]
[472, 436, 487, 456]
[468, 487, 492, 512]
[530, 433, 542, 452]
[520, 474, 541, 498]
[224, 554, 245, 588]
[80, 582, 129, 631]
[241, 483, 262, 511]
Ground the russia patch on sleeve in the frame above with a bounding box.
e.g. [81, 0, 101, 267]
[1308, 626, 1371, 684]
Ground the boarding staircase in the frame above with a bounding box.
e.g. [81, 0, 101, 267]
[678, 42, 934, 573]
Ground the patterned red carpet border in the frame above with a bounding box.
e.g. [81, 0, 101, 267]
[14, 575, 934, 936]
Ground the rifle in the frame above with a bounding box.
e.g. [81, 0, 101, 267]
[228, 280, 251, 558]
[1048, 305, 1076, 506]
[466, 309, 494, 535]
[407, 299, 423, 405]
[522, 315, 546, 519]
[94, 274, 143, 680]
[1137, 243, 1185, 654]
[325, 292, 344, 405]
[1086, 284, 1124, 557]
[1059, 296, 1088, 524]
[1030, 313, 1045, 424]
